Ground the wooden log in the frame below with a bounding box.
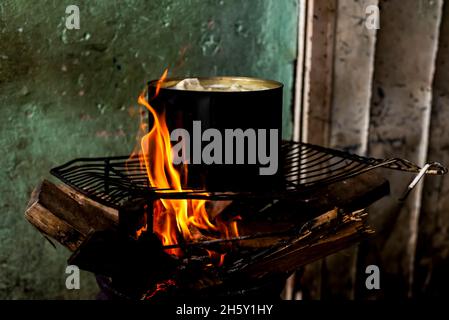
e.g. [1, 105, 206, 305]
[236, 209, 372, 279]
[25, 202, 85, 251]
[36, 179, 118, 234]
[25, 179, 118, 251]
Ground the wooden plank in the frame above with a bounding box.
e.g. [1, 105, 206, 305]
[324, 0, 379, 300]
[300, 0, 337, 146]
[414, 0, 449, 298]
[293, 0, 307, 143]
[297, 0, 337, 299]
[358, 0, 443, 299]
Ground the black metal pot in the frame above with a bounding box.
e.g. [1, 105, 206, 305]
[147, 76, 283, 192]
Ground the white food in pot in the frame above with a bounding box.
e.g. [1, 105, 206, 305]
[173, 78, 205, 91]
[172, 78, 266, 92]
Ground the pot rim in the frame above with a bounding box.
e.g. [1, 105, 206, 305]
[148, 76, 283, 93]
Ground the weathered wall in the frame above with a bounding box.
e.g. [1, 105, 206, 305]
[414, 1, 449, 298]
[362, 0, 442, 299]
[0, 0, 298, 299]
[294, 0, 449, 299]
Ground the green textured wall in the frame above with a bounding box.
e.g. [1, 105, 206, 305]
[0, 0, 297, 299]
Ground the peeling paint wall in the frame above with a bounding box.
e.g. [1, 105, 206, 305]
[0, 0, 298, 299]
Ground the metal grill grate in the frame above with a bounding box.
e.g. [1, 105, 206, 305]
[50, 141, 447, 208]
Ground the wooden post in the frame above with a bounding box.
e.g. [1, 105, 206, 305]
[293, 0, 338, 299]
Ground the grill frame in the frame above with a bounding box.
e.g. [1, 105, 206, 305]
[50, 141, 447, 209]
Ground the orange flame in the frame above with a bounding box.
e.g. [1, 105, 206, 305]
[134, 70, 239, 263]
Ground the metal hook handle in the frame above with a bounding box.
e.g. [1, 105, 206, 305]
[399, 163, 432, 202]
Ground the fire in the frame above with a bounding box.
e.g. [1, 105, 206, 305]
[133, 70, 239, 263]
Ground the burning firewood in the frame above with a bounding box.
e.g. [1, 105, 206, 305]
[24, 171, 384, 299]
